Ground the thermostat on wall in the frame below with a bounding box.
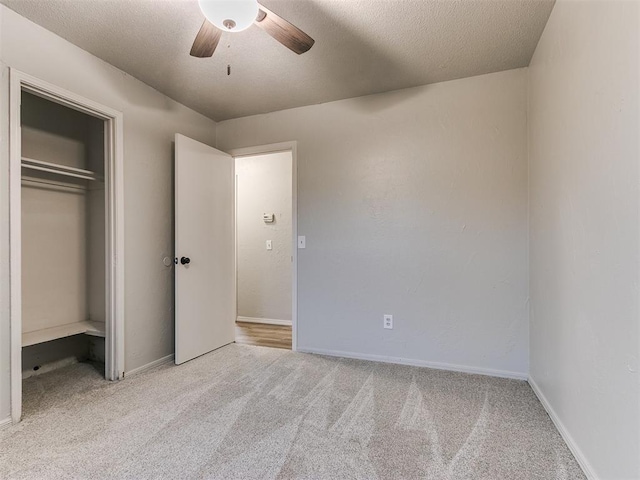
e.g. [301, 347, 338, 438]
[263, 213, 275, 223]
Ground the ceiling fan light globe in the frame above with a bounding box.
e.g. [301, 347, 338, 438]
[198, 0, 259, 32]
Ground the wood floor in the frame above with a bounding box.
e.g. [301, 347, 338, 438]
[235, 322, 292, 350]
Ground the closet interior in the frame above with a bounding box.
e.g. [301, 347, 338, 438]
[20, 90, 108, 379]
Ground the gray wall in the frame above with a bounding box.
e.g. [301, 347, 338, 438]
[236, 153, 292, 321]
[218, 68, 530, 377]
[528, 0, 640, 478]
[0, 5, 217, 422]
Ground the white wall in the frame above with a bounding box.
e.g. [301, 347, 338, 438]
[0, 5, 217, 422]
[0, 8, 10, 425]
[21, 184, 88, 332]
[218, 68, 530, 378]
[528, 1, 640, 478]
[236, 153, 292, 322]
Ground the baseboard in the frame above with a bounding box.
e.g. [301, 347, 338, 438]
[22, 356, 79, 379]
[297, 347, 528, 380]
[237, 316, 292, 326]
[528, 376, 597, 480]
[124, 354, 174, 378]
[0, 416, 12, 430]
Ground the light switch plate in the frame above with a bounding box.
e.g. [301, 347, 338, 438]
[298, 236, 306, 249]
[266, 240, 272, 250]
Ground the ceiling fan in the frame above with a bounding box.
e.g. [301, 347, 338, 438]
[190, 0, 315, 58]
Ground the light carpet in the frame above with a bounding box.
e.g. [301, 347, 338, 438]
[0, 344, 585, 479]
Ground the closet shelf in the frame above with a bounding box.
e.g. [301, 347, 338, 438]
[22, 320, 105, 347]
[21, 157, 102, 182]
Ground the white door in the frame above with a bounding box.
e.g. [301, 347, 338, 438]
[175, 134, 235, 364]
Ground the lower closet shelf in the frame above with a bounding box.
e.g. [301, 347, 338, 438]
[22, 321, 106, 347]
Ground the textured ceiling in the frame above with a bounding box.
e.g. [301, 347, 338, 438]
[1, 0, 554, 121]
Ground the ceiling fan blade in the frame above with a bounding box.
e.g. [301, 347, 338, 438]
[255, 3, 314, 55]
[190, 20, 222, 58]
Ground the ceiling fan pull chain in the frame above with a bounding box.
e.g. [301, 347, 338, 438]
[227, 64, 231, 76]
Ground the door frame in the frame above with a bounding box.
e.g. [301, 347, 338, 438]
[228, 142, 298, 351]
[9, 69, 125, 422]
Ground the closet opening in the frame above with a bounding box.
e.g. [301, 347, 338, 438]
[9, 70, 124, 423]
[21, 91, 106, 380]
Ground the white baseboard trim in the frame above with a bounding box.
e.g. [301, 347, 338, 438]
[124, 354, 174, 378]
[297, 347, 528, 380]
[22, 356, 79, 379]
[0, 416, 12, 430]
[237, 316, 292, 326]
[528, 376, 597, 480]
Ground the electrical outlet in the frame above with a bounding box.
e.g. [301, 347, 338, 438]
[266, 240, 272, 250]
[383, 314, 393, 329]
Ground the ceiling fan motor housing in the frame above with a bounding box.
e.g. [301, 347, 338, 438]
[198, 0, 259, 32]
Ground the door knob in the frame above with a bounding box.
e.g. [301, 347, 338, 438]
[180, 256, 191, 265]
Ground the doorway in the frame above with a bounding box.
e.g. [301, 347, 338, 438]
[174, 139, 297, 362]
[231, 144, 297, 350]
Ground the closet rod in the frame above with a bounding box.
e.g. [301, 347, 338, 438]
[22, 163, 98, 181]
[22, 178, 88, 192]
